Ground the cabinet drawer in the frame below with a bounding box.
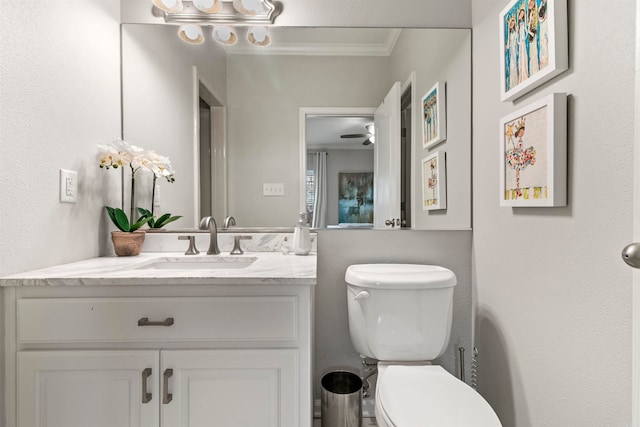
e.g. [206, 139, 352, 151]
[17, 297, 298, 343]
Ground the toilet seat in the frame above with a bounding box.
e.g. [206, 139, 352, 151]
[376, 365, 501, 427]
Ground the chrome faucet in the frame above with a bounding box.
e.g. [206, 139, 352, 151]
[223, 215, 236, 229]
[199, 216, 220, 255]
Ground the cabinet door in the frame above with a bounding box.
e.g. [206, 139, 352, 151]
[18, 350, 159, 427]
[161, 349, 299, 427]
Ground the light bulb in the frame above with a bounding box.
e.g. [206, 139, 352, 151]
[233, 0, 263, 15]
[193, 0, 222, 13]
[178, 24, 205, 45]
[247, 26, 271, 46]
[152, 0, 183, 13]
[212, 26, 238, 45]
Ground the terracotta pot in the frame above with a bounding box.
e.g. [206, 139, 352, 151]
[111, 230, 146, 256]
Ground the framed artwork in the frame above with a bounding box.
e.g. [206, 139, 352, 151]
[421, 81, 447, 149]
[499, 0, 568, 102]
[338, 172, 374, 224]
[422, 151, 446, 211]
[499, 92, 566, 207]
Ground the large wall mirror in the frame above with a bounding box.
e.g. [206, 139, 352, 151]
[121, 25, 471, 230]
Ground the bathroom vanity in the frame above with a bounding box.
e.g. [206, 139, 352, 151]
[1, 251, 316, 427]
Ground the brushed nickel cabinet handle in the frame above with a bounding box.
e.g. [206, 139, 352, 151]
[138, 317, 174, 327]
[163, 369, 174, 404]
[142, 368, 152, 404]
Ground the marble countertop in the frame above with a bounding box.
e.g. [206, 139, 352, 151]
[0, 252, 317, 287]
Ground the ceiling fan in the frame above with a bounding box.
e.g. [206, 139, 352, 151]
[340, 123, 375, 145]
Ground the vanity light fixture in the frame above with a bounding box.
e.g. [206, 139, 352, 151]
[153, 0, 282, 47]
[212, 25, 238, 45]
[178, 24, 205, 44]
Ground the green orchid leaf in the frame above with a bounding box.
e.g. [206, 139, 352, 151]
[105, 206, 129, 232]
[153, 214, 182, 229]
[130, 215, 152, 231]
[137, 207, 152, 218]
[152, 213, 172, 228]
[113, 208, 131, 232]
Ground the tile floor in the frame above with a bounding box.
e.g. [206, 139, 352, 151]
[313, 418, 378, 426]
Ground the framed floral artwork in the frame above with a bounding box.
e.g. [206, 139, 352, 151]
[499, 93, 566, 207]
[499, 0, 568, 102]
[422, 151, 446, 211]
[421, 81, 447, 149]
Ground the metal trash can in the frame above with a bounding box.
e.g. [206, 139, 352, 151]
[321, 371, 363, 427]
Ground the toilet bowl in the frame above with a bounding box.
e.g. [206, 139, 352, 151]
[345, 264, 501, 427]
[374, 364, 500, 427]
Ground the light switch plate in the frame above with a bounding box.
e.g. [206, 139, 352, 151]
[60, 169, 78, 203]
[263, 183, 285, 196]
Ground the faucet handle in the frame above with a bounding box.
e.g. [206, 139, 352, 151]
[230, 236, 244, 255]
[178, 235, 200, 255]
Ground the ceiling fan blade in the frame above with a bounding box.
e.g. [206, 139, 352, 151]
[362, 138, 372, 146]
[341, 133, 370, 138]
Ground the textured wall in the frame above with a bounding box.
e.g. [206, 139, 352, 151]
[472, 0, 634, 425]
[0, 0, 122, 275]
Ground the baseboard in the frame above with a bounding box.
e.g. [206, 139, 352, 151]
[314, 398, 375, 418]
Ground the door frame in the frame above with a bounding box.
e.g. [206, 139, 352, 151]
[633, 0, 640, 424]
[191, 66, 227, 226]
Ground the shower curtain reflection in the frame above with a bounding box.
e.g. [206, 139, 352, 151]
[307, 152, 327, 228]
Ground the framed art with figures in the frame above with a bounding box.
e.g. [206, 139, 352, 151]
[499, 0, 568, 102]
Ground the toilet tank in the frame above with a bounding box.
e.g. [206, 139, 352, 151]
[346, 264, 456, 361]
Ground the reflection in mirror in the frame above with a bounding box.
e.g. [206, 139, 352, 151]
[121, 26, 471, 230]
[304, 113, 375, 229]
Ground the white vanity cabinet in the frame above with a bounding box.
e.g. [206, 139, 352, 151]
[5, 283, 314, 427]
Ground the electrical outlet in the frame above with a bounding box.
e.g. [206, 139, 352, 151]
[263, 183, 284, 196]
[59, 169, 78, 203]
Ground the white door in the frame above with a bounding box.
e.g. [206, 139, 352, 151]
[161, 349, 300, 427]
[374, 81, 402, 229]
[17, 350, 159, 427]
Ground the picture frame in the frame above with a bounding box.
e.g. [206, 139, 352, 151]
[422, 151, 446, 211]
[499, 92, 566, 207]
[421, 81, 447, 149]
[338, 172, 374, 224]
[499, 0, 568, 102]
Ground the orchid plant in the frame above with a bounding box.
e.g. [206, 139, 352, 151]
[98, 139, 178, 231]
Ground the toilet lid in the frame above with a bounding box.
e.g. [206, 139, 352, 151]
[378, 365, 502, 427]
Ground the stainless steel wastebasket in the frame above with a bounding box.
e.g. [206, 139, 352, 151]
[321, 371, 363, 427]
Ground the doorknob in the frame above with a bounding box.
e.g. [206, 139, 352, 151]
[622, 243, 640, 268]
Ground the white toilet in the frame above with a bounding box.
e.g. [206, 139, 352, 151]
[346, 264, 501, 427]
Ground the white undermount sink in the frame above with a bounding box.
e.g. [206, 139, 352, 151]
[133, 256, 258, 270]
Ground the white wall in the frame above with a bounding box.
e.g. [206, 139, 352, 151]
[389, 29, 472, 230]
[226, 54, 390, 226]
[472, 1, 634, 425]
[0, 0, 122, 421]
[121, 24, 228, 228]
[0, 0, 122, 274]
